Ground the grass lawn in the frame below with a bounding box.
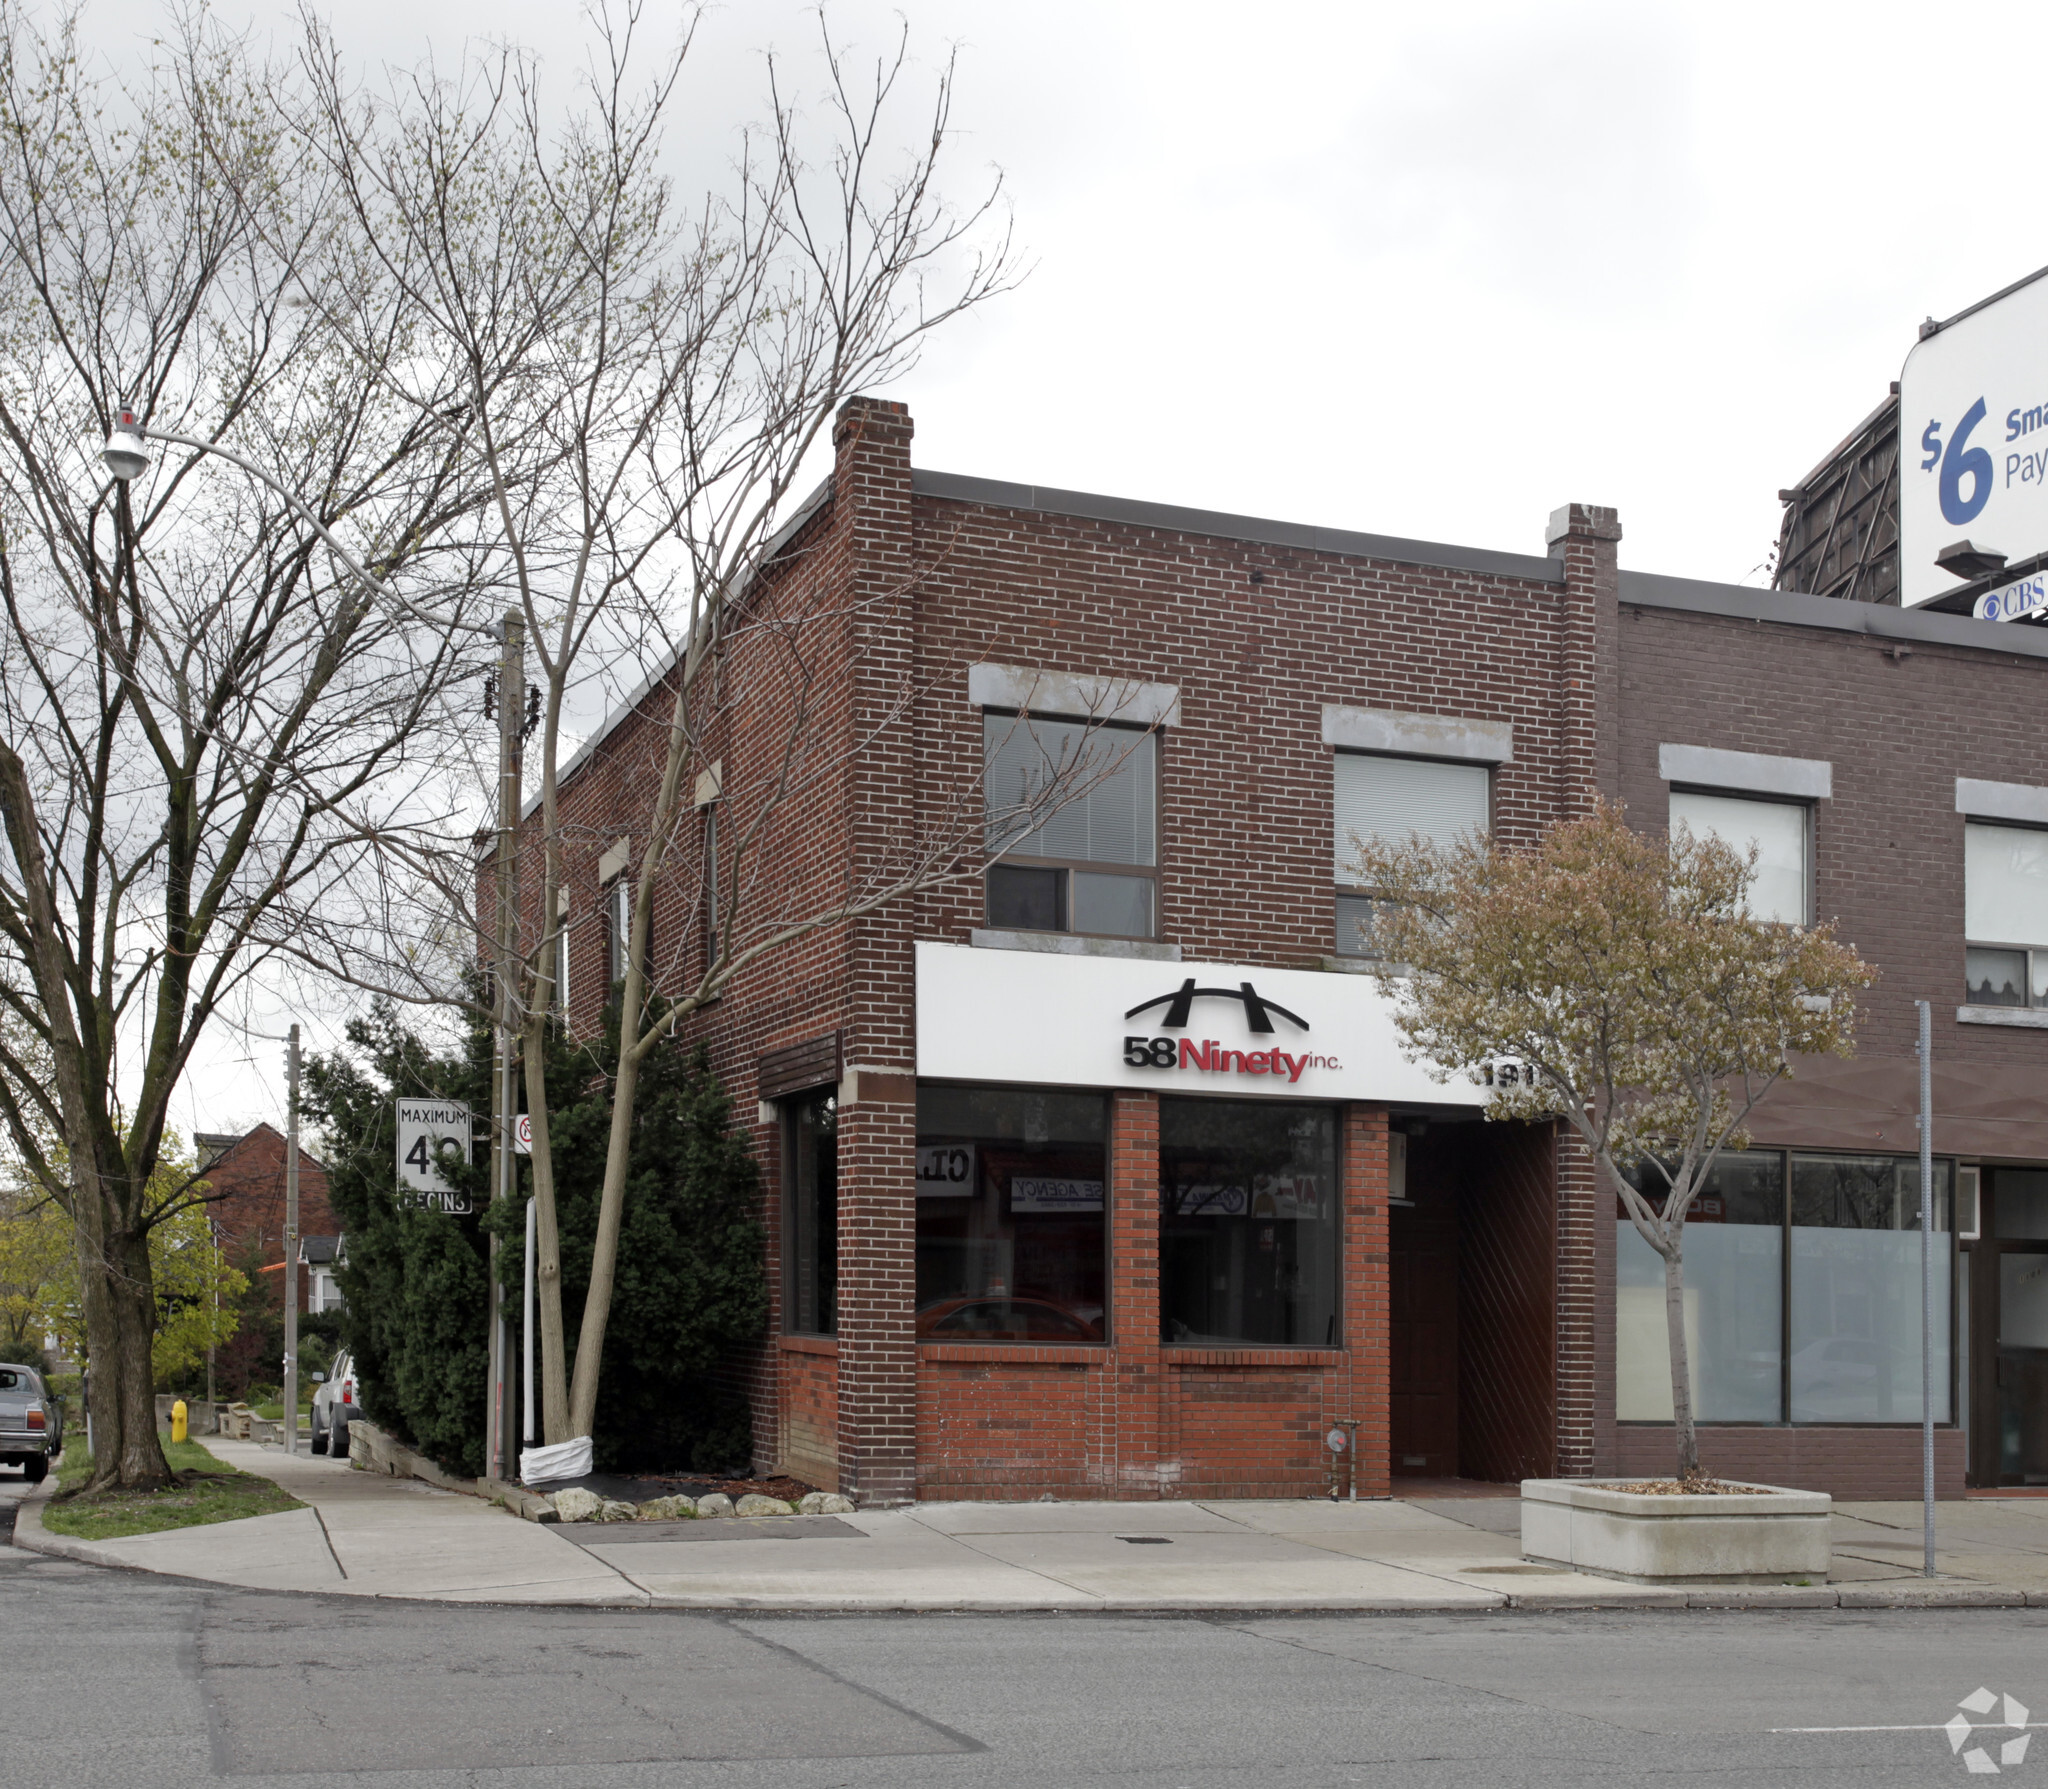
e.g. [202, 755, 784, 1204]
[41, 1437, 304, 1541]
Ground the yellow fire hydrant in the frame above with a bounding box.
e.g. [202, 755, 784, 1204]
[170, 1399, 188, 1444]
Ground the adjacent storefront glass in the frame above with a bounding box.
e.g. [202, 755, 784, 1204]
[1159, 1098, 1338, 1346]
[1615, 1153, 1784, 1422]
[915, 1085, 1108, 1342]
[1615, 1149, 1953, 1425]
[1789, 1154, 1952, 1423]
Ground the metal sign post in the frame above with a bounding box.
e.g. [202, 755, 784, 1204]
[283, 1024, 301, 1456]
[1918, 999, 1936, 1577]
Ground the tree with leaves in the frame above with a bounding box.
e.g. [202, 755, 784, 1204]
[1354, 799, 1875, 1479]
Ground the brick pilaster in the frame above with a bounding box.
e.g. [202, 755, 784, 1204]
[834, 396, 921, 1503]
[1343, 1105, 1393, 1496]
[1553, 1125, 1603, 1477]
[1547, 502, 1622, 816]
[1107, 1091, 1163, 1498]
[834, 1079, 917, 1501]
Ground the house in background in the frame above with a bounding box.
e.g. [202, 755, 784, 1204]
[299, 1235, 347, 1315]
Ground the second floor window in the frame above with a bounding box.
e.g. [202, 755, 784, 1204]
[1667, 789, 1810, 925]
[1965, 820, 2048, 1007]
[1333, 751, 1489, 957]
[984, 714, 1156, 938]
[602, 878, 631, 989]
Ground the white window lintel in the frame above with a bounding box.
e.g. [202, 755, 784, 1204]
[1659, 743, 1831, 801]
[1322, 705, 1513, 764]
[968, 662, 1180, 728]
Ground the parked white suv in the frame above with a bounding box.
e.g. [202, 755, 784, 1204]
[309, 1349, 362, 1458]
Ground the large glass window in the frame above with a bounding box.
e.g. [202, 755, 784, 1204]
[1614, 1149, 1954, 1425]
[1615, 1153, 1785, 1422]
[1160, 1099, 1338, 1346]
[1667, 789, 1809, 925]
[785, 1090, 837, 1335]
[1332, 752, 1489, 956]
[915, 1085, 1107, 1343]
[984, 714, 1156, 939]
[1790, 1154, 1951, 1423]
[1964, 821, 2048, 1007]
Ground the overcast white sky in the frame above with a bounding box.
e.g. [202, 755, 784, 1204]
[121, 0, 2048, 1134]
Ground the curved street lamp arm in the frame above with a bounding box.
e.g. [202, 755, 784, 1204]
[139, 426, 499, 640]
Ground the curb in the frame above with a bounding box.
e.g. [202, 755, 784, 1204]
[8, 1477, 136, 1572]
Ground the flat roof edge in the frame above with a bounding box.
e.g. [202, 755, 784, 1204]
[1621, 569, 2048, 659]
[912, 469, 1567, 586]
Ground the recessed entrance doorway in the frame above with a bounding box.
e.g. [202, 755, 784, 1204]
[1970, 1168, 2048, 1487]
[1388, 1120, 1558, 1486]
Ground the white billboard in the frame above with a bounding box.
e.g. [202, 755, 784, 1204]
[1899, 269, 2048, 609]
[396, 1096, 473, 1214]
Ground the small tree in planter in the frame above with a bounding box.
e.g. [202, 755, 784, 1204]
[1354, 800, 1874, 1480]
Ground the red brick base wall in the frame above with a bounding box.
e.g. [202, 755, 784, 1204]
[1615, 1424, 1966, 1500]
[779, 1341, 839, 1491]
[899, 1099, 1396, 1502]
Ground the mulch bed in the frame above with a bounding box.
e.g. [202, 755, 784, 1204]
[532, 1470, 817, 1504]
[1606, 1478, 1774, 1496]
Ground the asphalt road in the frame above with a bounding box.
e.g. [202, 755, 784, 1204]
[5, 1467, 2046, 1788]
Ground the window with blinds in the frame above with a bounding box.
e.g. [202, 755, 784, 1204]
[1332, 752, 1489, 885]
[1964, 820, 2048, 1008]
[1668, 789, 1809, 926]
[984, 714, 1157, 939]
[1332, 752, 1489, 958]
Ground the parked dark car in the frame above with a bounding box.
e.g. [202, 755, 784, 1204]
[0, 1361, 62, 1482]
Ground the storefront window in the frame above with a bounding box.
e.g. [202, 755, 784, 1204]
[915, 1085, 1107, 1343]
[1615, 1152, 1784, 1422]
[784, 1090, 837, 1335]
[1613, 1149, 1955, 1426]
[1790, 1154, 1951, 1424]
[1160, 1099, 1338, 1347]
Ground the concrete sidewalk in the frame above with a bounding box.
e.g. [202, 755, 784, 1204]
[17, 1442, 2048, 1611]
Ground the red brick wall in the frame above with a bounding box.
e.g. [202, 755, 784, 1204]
[1615, 1423, 1966, 1501]
[778, 1339, 839, 1489]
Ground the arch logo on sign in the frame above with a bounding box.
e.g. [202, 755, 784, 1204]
[1121, 977, 1343, 1084]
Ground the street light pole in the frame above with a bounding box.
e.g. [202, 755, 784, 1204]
[100, 403, 523, 1476]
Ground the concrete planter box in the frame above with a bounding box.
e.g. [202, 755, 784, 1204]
[1521, 1478, 1832, 1585]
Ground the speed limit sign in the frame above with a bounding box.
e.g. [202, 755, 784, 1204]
[395, 1097, 473, 1213]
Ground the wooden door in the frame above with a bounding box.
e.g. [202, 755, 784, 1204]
[1390, 1134, 1459, 1477]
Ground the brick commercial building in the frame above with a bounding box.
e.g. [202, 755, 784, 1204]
[521, 397, 2048, 1504]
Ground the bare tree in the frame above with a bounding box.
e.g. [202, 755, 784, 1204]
[0, 5, 498, 1489]
[284, 8, 1179, 1461]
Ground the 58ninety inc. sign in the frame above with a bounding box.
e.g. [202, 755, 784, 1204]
[914, 943, 1445, 1105]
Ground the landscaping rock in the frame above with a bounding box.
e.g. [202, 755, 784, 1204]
[736, 1493, 795, 1517]
[548, 1487, 603, 1523]
[637, 1494, 698, 1520]
[597, 1499, 638, 1522]
[799, 1491, 856, 1515]
[694, 1492, 735, 1518]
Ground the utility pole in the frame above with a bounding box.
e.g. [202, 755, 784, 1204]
[486, 610, 524, 1483]
[283, 1023, 301, 1456]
